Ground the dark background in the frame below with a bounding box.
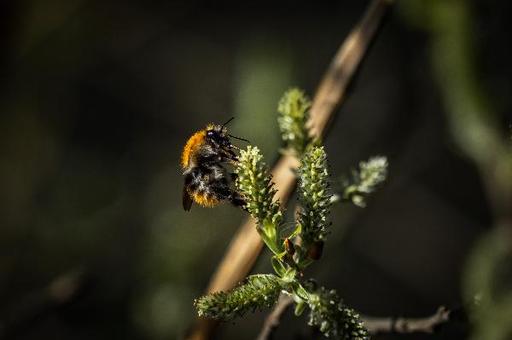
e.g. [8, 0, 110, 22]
[1, 0, 510, 339]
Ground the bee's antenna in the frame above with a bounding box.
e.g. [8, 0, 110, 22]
[222, 117, 235, 128]
[228, 134, 250, 143]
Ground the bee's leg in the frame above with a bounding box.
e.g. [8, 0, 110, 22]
[209, 176, 246, 210]
[197, 145, 235, 167]
[219, 148, 238, 164]
[227, 148, 238, 162]
[219, 156, 236, 165]
[228, 191, 246, 210]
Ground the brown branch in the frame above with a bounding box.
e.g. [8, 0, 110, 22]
[257, 298, 450, 339]
[256, 294, 294, 340]
[308, 0, 394, 139]
[186, 1, 393, 339]
[363, 306, 451, 334]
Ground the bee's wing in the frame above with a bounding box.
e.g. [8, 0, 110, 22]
[182, 185, 193, 211]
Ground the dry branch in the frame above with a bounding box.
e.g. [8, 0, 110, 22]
[363, 306, 451, 334]
[256, 294, 294, 340]
[256, 296, 451, 339]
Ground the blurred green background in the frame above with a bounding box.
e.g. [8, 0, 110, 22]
[1, 0, 511, 339]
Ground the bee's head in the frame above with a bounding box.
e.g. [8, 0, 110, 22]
[205, 123, 231, 148]
[205, 118, 249, 150]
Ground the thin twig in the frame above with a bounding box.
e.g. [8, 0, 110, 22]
[256, 294, 294, 340]
[363, 306, 451, 334]
[186, 1, 393, 339]
[257, 299, 450, 339]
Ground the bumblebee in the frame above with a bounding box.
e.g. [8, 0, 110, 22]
[181, 118, 247, 211]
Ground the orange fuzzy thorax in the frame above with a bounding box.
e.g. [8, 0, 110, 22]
[181, 130, 206, 168]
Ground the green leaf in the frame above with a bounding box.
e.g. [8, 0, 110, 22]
[294, 300, 307, 316]
[271, 256, 288, 278]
